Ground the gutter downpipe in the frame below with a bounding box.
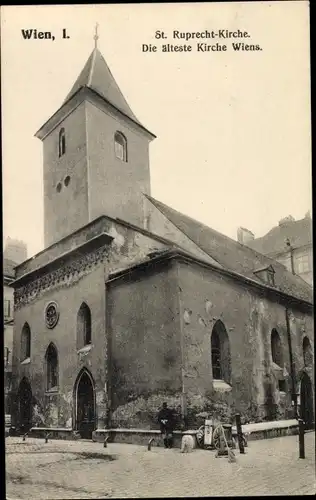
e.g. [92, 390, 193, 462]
[286, 239, 295, 275]
[175, 261, 188, 430]
[290, 248, 295, 276]
[285, 306, 298, 419]
[285, 239, 298, 418]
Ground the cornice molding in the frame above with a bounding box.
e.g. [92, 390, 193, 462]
[14, 246, 109, 310]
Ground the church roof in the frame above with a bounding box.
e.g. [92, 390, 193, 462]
[63, 48, 144, 128]
[146, 195, 313, 303]
[247, 215, 312, 256]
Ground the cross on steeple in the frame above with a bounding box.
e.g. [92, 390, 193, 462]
[94, 23, 99, 49]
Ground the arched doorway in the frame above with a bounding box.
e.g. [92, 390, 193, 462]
[18, 378, 33, 433]
[300, 372, 314, 430]
[75, 369, 96, 439]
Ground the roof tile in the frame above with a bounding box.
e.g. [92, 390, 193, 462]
[64, 48, 143, 127]
[146, 195, 313, 303]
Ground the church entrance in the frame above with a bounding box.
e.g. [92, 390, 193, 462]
[75, 369, 96, 439]
[300, 372, 314, 430]
[18, 378, 33, 433]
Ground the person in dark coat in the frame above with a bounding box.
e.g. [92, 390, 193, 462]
[157, 402, 175, 449]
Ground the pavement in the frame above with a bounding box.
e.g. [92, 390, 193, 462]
[5, 432, 316, 499]
[231, 418, 298, 434]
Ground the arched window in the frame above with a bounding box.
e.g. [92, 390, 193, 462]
[211, 320, 231, 383]
[271, 329, 283, 367]
[21, 323, 31, 361]
[303, 336, 312, 367]
[45, 343, 58, 391]
[58, 128, 66, 157]
[114, 132, 127, 162]
[77, 302, 92, 349]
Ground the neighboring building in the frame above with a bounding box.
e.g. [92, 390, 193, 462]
[238, 214, 313, 286]
[10, 40, 314, 438]
[4, 237, 28, 265]
[3, 238, 27, 415]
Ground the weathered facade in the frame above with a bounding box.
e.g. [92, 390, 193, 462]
[4, 238, 28, 417]
[11, 42, 314, 437]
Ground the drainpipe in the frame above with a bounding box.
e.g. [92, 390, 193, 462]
[286, 239, 295, 275]
[285, 307, 297, 418]
[285, 240, 298, 417]
[175, 262, 188, 430]
[105, 283, 112, 430]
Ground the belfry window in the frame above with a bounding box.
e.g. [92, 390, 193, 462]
[58, 128, 66, 157]
[21, 323, 31, 361]
[45, 343, 58, 391]
[114, 132, 127, 162]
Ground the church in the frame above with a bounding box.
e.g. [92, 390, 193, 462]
[11, 35, 314, 439]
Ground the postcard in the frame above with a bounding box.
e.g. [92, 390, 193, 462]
[2, 3, 313, 499]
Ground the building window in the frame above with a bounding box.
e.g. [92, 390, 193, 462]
[114, 132, 127, 162]
[271, 329, 283, 367]
[296, 254, 310, 274]
[253, 265, 275, 286]
[21, 323, 31, 361]
[58, 128, 66, 157]
[303, 336, 312, 366]
[77, 302, 92, 349]
[211, 320, 231, 384]
[278, 380, 286, 392]
[4, 299, 11, 318]
[4, 347, 10, 367]
[45, 343, 58, 391]
[211, 330, 221, 379]
[64, 175, 70, 187]
[267, 269, 275, 286]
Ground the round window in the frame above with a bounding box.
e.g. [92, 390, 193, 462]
[45, 302, 60, 329]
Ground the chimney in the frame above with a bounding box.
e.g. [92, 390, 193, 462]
[4, 237, 28, 264]
[305, 210, 311, 219]
[278, 215, 295, 227]
[237, 227, 255, 245]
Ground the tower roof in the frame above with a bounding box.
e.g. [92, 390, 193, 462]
[63, 47, 143, 128]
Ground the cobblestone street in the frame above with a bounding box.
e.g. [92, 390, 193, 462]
[5, 432, 315, 498]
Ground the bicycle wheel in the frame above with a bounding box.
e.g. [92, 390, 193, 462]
[212, 426, 221, 449]
[196, 425, 205, 448]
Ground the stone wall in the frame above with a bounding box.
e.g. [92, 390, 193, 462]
[107, 259, 183, 429]
[176, 259, 311, 425]
[12, 261, 107, 430]
[11, 216, 313, 433]
[86, 101, 152, 229]
[11, 218, 172, 432]
[42, 102, 89, 247]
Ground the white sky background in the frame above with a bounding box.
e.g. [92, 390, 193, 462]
[1, 2, 312, 258]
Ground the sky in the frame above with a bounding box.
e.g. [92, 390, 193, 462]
[1, 2, 312, 258]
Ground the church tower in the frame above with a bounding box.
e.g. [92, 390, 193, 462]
[35, 32, 156, 247]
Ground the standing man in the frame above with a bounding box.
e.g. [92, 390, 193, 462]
[157, 402, 175, 449]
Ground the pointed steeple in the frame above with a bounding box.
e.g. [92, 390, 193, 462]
[63, 46, 143, 127]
